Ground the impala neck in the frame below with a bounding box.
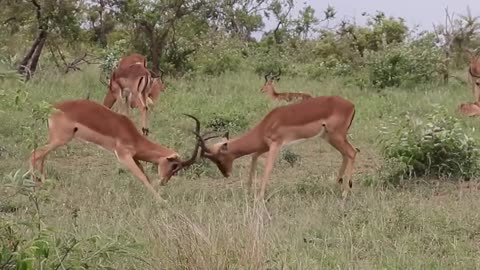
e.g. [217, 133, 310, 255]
[134, 137, 176, 162]
[264, 84, 279, 97]
[227, 129, 265, 159]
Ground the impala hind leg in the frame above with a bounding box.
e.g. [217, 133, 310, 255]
[328, 135, 357, 200]
[30, 114, 75, 183]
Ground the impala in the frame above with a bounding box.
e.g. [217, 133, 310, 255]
[103, 54, 166, 136]
[115, 53, 165, 105]
[194, 95, 359, 200]
[467, 49, 480, 102]
[261, 70, 312, 102]
[29, 99, 202, 201]
[458, 101, 480, 117]
[117, 53, 147, 68]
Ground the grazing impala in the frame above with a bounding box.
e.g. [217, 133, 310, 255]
[467, 49, 480, 102]
[115, 53, 165, 105]
[261, 70, 312, 102]
[103, 54, 166, 136]
[194, 95, 358, 200]
[29, 99, 202, 201]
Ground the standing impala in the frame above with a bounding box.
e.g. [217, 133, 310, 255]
[261, 70, 312, 102]
[103, 53, 166, 136]
[194, 95, 358, 200]
[29, 99, 202, 201]
[467, 49, 480, 102]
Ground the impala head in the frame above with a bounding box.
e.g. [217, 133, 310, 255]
[147, 68, 166, 105]
[261, 69, 281, 93]
[193, 130, 234, 177]
[158, 114, 203, 184]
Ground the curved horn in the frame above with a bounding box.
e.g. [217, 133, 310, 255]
[191, 130, 224, 158]
[274, 68, 281, 78]
[177, 114, 202, 169]
[264, 71, 273, 82]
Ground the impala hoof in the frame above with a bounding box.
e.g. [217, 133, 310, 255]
[142, 128, 149, 136]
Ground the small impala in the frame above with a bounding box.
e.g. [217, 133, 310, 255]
[102, 53, 166, 136]
[194, 95, 359, 200]
[261, 70, 312, 102]
[466, 49, 480, 102]
[29, 99, 202, 202]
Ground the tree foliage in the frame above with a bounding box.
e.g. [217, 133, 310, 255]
[0, 0, 478, 84]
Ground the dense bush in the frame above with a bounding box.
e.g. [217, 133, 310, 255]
[364, 35, 442, 89]
[206, 112, 249, 133]
[379, 108, 480, 183]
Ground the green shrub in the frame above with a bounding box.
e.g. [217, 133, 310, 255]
[206, 112, 249, 133]
[364, 36, 442, 89]
[379, 107, 480, 183]
[280, 149, 301, 167]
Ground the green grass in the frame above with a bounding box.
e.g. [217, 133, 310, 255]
[2, 67, 480, 269]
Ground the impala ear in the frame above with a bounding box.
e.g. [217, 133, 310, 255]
[147, 97, 153, 105]
[166, 154, 179, 162]
[220, 142, 228, 153]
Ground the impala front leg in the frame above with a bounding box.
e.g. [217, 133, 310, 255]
[117, 153, 164, 202]
[247, 153, 261, 191]
[258, 143, 281, 200]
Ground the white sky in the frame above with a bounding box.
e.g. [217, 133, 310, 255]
[256, 0, 479, 37]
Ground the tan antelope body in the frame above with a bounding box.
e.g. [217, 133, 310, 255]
[29, 99, 201, 201]
[468, 51, 480, 102]
[195, 95, 358, 200]
[103, 53, 166, 136]
[262, 71, 312, 102]
[118, 53, 147, 68]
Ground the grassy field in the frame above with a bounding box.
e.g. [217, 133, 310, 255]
[2, 67, 480, 269]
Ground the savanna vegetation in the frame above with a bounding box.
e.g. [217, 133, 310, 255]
[1, 0, 480, 269]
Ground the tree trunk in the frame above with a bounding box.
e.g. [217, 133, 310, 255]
[17, 30, 48, 80]
[98, 0, 107, 47]
[150, 33, 160, 73]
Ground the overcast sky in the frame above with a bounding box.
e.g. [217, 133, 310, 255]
[257, 0, 479, 37]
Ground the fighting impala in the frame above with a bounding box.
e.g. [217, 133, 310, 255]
[194, 95, 359, 200]
[261, 70, 312, 102]
[103, 53, 166, 136]
[29, 99, 202, 202]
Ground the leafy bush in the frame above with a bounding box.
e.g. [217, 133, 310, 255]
[364, 36, 442, 89]
[206, 112, 249, 133]
[280, 149, 301, 167]
[99, 39, 129, 83]
[379, 108, 480, 183]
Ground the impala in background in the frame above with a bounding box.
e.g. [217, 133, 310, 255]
[103, 53, 166, 136]
[261, 70, 312, 102]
